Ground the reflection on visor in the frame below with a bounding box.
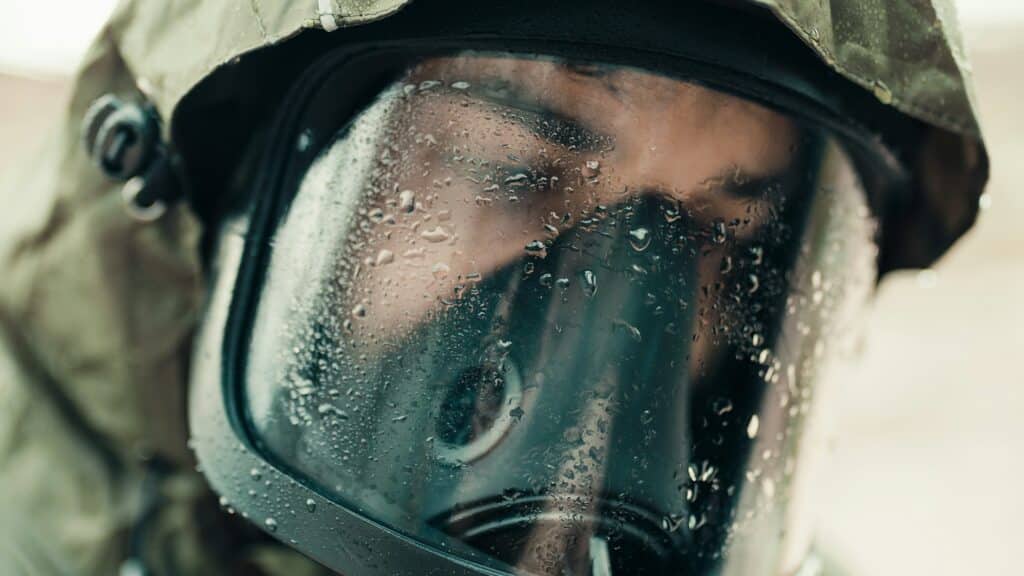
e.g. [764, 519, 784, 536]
[246, 54, 877, 575]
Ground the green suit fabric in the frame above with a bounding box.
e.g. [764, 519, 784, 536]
[0, 0, 989, 574]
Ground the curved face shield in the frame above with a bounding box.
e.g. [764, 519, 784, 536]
[193, 52, 880, 576]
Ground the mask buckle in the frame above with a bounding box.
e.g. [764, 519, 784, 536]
[83, 94, 183, 221]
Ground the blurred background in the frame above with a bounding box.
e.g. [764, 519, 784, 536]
[1, 1, 1021, 574]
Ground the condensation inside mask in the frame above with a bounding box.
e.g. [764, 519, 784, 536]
[245, 54, 878, 575]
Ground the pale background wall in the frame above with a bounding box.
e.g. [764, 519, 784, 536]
[813, 22, 1024, 576]
[1, 1, 1021, 574]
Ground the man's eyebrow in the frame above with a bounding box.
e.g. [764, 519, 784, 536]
[468, 80, 611, 152]
[509, 107, 612, 153]
[706, 168, 789, 201]
[724, 176, 782, 200]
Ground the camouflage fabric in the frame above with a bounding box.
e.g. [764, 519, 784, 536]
[0, 0, 988, 574]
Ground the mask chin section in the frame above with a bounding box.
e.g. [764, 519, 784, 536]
[431, 494, 693, 575]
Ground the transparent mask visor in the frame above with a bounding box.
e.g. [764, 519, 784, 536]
[245, 54, 877, 575]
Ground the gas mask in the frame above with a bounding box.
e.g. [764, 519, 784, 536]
[190, 51, 886, 575]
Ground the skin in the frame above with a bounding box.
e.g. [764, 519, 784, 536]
[347, 55, 798, 339]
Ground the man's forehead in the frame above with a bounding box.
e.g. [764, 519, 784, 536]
[411, 55, 790, 126]
[407, 54, 800, 186]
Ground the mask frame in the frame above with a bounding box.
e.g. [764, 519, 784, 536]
[190, 35, 903, 576]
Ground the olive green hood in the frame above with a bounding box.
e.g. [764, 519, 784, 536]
[0, 0, 989, 574]
[118, 0, 986, 140]
[115, 0, 987, 270]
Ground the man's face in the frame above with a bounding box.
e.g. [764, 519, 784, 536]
[239, 53, 871, 575]
[347, 56, 798, 342]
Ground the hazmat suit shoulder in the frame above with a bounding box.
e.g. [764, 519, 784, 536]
[0, 0, 987, 574]
[0, 17, 331, 576]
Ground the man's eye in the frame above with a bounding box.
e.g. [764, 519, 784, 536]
[496, 106, 610, 154]
[532, 113, 612, 153]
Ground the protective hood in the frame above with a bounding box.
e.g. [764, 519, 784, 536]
[0, 0, 990, 575]
[121, 0, 987, 271]
[110, 0, 984, 140]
